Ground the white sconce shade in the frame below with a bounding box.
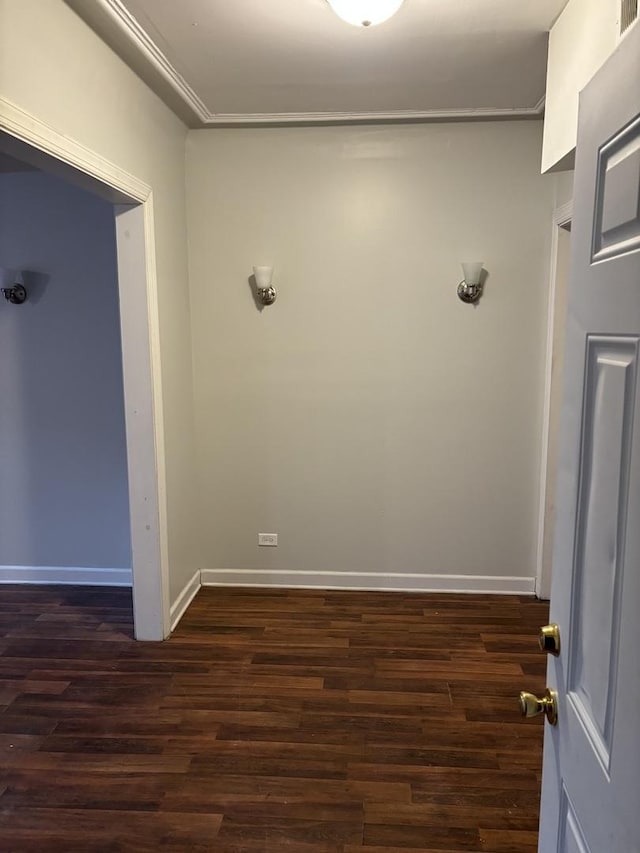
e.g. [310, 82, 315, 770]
[457, 261, 485, 304]
[461, 262, 483, 287]
[326, 0, 405, 27]
[253, 265, 273, 289]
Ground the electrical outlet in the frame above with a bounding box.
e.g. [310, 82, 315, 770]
[258, 533, 278, 547]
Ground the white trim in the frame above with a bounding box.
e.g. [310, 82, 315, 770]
[0, 95, 170, 641]
[75, 0, 210, 124]
[114, 203, 171, 640]
[0, 565, 132, 586]
[201, 569, 535, 595]
[0, 98, 149, 201]
[141, 200, 171, 638]
[65, 0, 546, 128]
[170, 570, 202, 631]
[202, 104, 546, 127]
[532, 94, 546, 115]
[535, 201, 573, 600]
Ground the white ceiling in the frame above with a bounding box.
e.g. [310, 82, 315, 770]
[66, 0, 569, 126]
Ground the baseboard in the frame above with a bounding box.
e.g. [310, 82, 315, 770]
[170, 569, 202, 631]
[0, 565, 132, 586]
[200, 569, 536, 595]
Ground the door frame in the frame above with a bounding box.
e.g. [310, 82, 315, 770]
[0, 97, 170, 641]
[535, 200, 574, 600]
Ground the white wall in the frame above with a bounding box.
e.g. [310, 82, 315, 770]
[0, 170, 130, 571]
[186, 122, 555, 591]
[542, 0, 619, 172]
[554, 171, 575, 208]
[0, 0, 199, 602]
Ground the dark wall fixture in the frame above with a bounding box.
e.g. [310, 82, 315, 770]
[2, 280, 27, 304]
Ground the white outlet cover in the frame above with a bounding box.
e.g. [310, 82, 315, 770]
[258, 533, 278, 546]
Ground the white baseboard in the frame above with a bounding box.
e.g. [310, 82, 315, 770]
[0, 565, 132, 586]
[169, 569, 202, 631]
[200, 569, 535, 595]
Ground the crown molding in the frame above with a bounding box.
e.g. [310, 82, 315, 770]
[66, 0, 547, 129]
[65, 0, 209, 126]
[97, 0, 209, 121]
[200, 103, 546, 127]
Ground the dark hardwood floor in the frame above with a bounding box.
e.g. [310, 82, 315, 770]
[0, 585, 549, 852]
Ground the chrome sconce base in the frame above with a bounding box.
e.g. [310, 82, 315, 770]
[457, 262, 485, 304]
[257, 285, 277, 306]
[252, 266, 277, 307]
[457, 280, 483, 304]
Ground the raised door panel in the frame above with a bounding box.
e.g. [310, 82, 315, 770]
[559, 789, 591, 853]
[567, 337, 638, 772]
[592, 116, 640, 262]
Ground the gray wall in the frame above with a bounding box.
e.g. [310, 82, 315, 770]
[3, 0, 200, 606]
[186, 121, 555, 590]
[0, 170, 131, 569]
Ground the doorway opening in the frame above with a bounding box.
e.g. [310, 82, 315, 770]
[0, 124, 169, 641]
[0, 161, 132, 587]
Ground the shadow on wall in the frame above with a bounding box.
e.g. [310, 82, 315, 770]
[0, 268, 51, 306]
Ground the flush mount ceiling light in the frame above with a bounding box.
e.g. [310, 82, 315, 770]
[326, 0, 405, 27]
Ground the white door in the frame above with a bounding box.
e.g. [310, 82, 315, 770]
[536, 21, 640, 853]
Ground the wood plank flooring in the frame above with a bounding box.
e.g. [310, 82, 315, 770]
[0, 585, 549, 852]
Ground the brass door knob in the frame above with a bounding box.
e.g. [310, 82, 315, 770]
[539, 623, 561, 656]
[519, 689, 558, 726]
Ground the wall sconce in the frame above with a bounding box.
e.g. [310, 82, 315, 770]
[1, 279, 27, 305]
[457, 262, 484, 304]
[253, 265, 277, 306]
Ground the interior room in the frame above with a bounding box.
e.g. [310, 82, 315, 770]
[0, 165, 132, 587]
[1, 0, 638, 850]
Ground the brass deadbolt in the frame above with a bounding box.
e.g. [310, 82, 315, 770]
[539, 623, 561, 656]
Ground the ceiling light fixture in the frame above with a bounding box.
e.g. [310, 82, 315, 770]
[326, 0, 405, 27]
